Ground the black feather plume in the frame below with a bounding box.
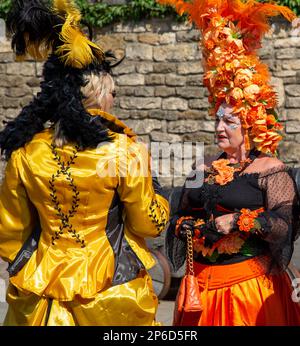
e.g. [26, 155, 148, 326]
[6, 0, 63, 59]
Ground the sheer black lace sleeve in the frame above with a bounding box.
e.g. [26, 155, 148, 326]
[165, 170, 205, 271]
[257, 166, 300, 271]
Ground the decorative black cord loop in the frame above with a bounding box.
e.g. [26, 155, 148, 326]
[49, 144, 85, 248]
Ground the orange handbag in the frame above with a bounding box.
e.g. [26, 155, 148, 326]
[173, 229, 203, 326]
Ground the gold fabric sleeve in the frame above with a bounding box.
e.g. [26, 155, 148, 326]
[117, 139, 169, 239]
[0, 149, 37, 262]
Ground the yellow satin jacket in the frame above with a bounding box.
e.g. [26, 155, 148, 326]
[0, 110, 169, 301]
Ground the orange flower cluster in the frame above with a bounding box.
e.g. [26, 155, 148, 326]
[206, 157, 251, 186]
[157, 0, 296, 154]
[193, 232, 245, 257]
[211, 159, 234, 185]
[237, 207, 265, 232]
[192, 207, 265, 259]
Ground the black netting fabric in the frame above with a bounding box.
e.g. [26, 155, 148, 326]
[256, 166, 300, 273]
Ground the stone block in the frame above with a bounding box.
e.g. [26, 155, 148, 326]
[159, 33, 176, 45]
[20, 95, 33, 107]
[279, 141, 300, 162]
[138, 33, 159, 45]
[36, 63, 44, 77]
[286, 121, 300, 133]
[0, 96, 19, 108]
[286, 97, 300, 108]
[145, 74, 165, 85]
[270, 77, 285, 107]
[181, 110, 208, 120]
[176, 87, 205, 99]
[117, 87, 135, 96]
[274, 37, 300, 48]
[148, 110, 178, 121]
[129, 110, 150, 119]
[26, 77, 41, 87]
[186, 75, 204, 86]
[165, 74, 186, 86]
[4, 108, 20, 119]
[182, 132, 215, 144]
[177, 62, 203, 75]
[282, 59, 300, 71]
[168, 120, 203, 133]
[155, 87, 176, 97]
[116, 74, 144, 86]
[113, 62, 136, 75]
[6, 62, 35, 76]
[162, 97, 188, 111]
[176, 30, 200, 42]
[150, 131, 182, 143]
[120, 97, 161, 110]
[125, 119, 162, 134]
[0, 52, 14, 63]
[136, 63, 154, 74]
[0, 75, 24, 87]
[285, 85, 300, 97]
[123, 33, 138, 42]
[286, 109, 300, 121]
[5, 86, 32, 98]
[153, 44, 200, 62]
[126, 44, 153, 60]
[134, 87, 155, 97]
[171, 23, 193, 31]
[189, 98, 209, 109]
[153, 63, 177, 74]
[276, 48, 296, 59]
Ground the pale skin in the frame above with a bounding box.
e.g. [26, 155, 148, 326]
[213, 103, 284, 235]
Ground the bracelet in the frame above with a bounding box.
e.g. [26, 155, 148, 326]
[237, 208, 264, 233]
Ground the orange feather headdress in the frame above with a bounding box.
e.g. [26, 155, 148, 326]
[158, 0, 296, 154]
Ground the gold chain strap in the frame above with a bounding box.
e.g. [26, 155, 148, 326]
[186, 229, 194, 276]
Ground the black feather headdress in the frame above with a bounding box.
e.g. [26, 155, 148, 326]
[0, 0, 126, 159]
[7, 0, 63, 61]
[7, 0, 105, 68]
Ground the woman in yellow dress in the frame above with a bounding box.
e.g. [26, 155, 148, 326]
[0, 0, 169, 326]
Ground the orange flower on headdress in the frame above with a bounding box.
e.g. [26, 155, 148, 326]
[234, 69, 253, 88]
[243, 84, 260, 104]
[253, 130, 283, 154]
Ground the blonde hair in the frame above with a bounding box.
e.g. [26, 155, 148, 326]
[81, 72, 115, 111]
[53, 71, 115, 147]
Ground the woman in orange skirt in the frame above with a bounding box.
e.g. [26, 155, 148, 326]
[163, 0, 300, 326]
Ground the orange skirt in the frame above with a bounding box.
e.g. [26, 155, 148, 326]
[194, 257, 300, 326]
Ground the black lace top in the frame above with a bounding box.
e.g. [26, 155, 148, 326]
[166, 153, 300, 273]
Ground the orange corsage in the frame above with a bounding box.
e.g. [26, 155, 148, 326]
[237, 207, 264, 233]
[206, 158, 252, 186]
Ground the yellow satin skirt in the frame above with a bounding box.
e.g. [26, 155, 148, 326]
[194, 257, 300, 326]
[4, 272, 160, 326]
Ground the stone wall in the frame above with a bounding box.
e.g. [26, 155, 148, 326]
[1, 18, 300, 266]
[1, 18, 300, 185]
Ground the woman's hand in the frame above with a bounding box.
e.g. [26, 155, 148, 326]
[175, 217, 195, 240]
[214, 213, 239, 235]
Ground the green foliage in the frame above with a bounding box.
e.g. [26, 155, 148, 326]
[0, 0, 11, 20]
[275, 0, 300, 15]
[74, 0, 181, 28]
[0, 0, 300, 27]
